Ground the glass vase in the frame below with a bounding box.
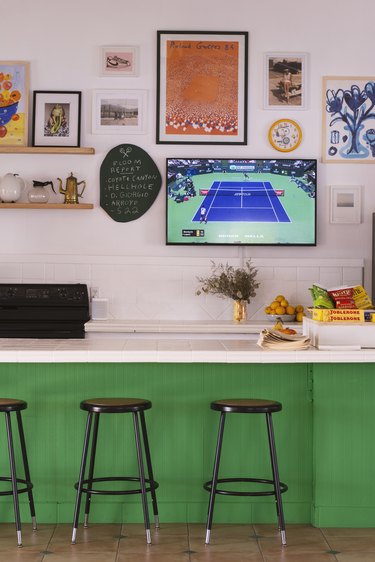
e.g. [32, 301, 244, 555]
[233, 300, 247, 323]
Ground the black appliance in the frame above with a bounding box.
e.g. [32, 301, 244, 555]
[0, 283, 90, 338]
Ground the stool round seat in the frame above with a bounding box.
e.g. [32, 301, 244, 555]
[211, 398, 282, 414]
[80, 398, 152, 414]
[0, 399, 27, 413]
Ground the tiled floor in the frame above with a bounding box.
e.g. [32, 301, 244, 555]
[1, 522, 375, 562]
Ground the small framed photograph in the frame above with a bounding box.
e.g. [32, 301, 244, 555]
[329, 185, 362, 224]
[0, 61, 30, 146]
[157, 30, 248, 145]
[100, 46, 139, 77]
[264, 52, 308, 109]
[32, 90, 81, 147]
[92, 89, 147, 134]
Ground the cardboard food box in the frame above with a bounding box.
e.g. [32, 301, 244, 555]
[310, 308, 372, 322]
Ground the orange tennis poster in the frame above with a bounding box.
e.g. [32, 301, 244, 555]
[157, 32, 248, 145]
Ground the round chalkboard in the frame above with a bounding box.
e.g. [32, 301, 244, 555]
[100, 144, 162, 222]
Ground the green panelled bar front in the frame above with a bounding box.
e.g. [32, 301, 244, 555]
[0, 362, 370, 527]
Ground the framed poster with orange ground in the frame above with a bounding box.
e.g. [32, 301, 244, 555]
[156, 31, 248, 145]
[0, 61, 29, 146]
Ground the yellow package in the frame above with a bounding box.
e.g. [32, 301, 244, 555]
[352, 285, 373, 309]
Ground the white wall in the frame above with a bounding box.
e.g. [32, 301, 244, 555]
[1, 0, 374, 319]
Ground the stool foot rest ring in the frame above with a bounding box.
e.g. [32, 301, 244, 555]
[74, 476, 159, 496]
[204, 477, 288, 497]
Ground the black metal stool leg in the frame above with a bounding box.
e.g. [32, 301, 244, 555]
[133, 412, 151, 544]
[266, 412, 286, 546]
[72, 412, 93, 544]
[5, 412, 22, 547]
[83, 413, 100, 527]
[140, 410, 159, 528]
[205, 412, 226, 544]
[16, 411, 37, 531]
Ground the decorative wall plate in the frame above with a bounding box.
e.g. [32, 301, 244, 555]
[268, 118, 302, 152]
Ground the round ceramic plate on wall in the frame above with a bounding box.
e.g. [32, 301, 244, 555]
[268, 118, 302, 152]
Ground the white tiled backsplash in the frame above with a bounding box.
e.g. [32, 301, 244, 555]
[0, 255, 364, 321]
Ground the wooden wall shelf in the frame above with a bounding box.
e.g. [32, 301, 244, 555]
[0, 203, 94, 209]
[0, 147, 95, 155]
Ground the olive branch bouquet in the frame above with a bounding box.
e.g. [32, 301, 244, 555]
[196, 260, 260, 303]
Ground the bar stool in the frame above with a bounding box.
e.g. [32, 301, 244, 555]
[204, 398, 287, 546]
[0, 398, 36, 547]
[72, 398, 159, 545]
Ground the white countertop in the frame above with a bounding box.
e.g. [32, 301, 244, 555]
[0, 333, 374, 363]
[85, 319, 277, 334]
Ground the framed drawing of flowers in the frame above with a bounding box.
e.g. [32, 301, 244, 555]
[156, 30, 248, 145]
[323, 76, 375, 163]
[0, 61, 29, 146]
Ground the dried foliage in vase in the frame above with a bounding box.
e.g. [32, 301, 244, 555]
[196, 260, 260, 303]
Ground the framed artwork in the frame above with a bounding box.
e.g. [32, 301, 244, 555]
[32, 91, 81, 147]
[0, 61, 29, 146]
[92, 89, 147, 134]
[100, 45, 139, 77]
[323, 76, 375, 163]
[329, 185, 361, 224]
[156, 30, 248, 145]
[264, 52, 308, 109]
[268, 118, 302, 152]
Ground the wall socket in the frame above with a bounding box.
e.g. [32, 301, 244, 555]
[90, 286, 99, 300]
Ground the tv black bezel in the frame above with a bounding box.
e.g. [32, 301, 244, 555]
[166, 157, 317, 246]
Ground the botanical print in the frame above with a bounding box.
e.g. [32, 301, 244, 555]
[0, 62, 28, 145]
[323, 76, 375, 162]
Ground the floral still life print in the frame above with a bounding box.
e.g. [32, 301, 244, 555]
[323, 76, 375, 163]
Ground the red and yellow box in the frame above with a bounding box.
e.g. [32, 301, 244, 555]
[311, 308, 365, 322]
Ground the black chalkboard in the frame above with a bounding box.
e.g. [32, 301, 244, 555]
[100, 144, 162, 222]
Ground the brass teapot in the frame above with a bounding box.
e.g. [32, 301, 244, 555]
[57, 172, 86, 204]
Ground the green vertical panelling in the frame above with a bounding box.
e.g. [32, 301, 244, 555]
[0, 362, 311, 524]
[312, 363, 375, 527]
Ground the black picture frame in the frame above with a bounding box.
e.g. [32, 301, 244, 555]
[32, 90, 81, 147]
[156, 31, 248, 145]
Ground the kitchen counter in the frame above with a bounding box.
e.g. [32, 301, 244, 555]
[1, 323, 374, 529]
[0, 332, 374, 363]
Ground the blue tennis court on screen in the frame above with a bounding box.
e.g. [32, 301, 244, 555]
[192, 181, 291, 223]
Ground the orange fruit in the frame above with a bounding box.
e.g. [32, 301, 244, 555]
[270, 301, 279, 310]
[275, 306, 286, 315]
[265, 306, 272, 314]
[275, 295, 285, 302]
[286, 305, 295, 315]
[295, 305, 304, 312]
[296, 312, 304, 322]
[280, 299, 288, 308]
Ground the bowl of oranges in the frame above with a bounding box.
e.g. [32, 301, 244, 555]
[265, 295, 305, 322]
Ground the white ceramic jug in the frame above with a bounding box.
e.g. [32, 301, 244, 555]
[0, 173, 25, 203]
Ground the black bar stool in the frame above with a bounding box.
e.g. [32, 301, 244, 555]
[0, 398, 36, 547]
[72, 398, 159, 545]
[204, 398, 287, 546]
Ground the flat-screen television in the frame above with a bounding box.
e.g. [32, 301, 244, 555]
[166, 158, 317, 245]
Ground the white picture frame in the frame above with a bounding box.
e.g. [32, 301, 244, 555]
[264, 52, 308, 110]
[100, 45, 139, 77]
[92, 89, 147, 135]
[329, 185, 362, 224]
